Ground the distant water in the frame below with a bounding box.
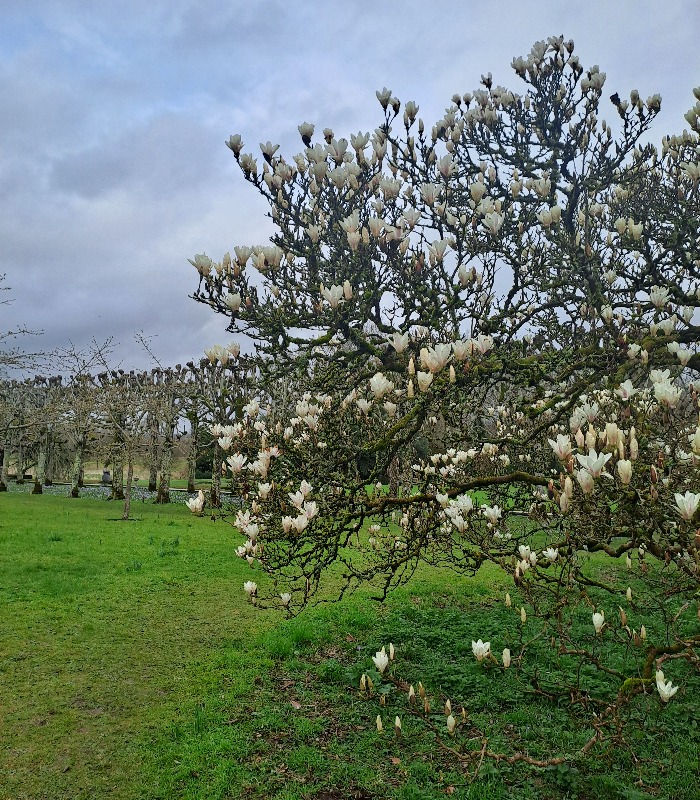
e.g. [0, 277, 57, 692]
[4, 482, 192, 504]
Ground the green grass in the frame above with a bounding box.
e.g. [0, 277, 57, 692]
[1, 492, 698, 799]
[0, 493, 278, 799]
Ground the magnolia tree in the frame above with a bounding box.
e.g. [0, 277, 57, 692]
[192, 37, 700, 769]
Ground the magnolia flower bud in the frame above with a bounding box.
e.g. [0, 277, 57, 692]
[617, 459, 633, 485]
[592, 610, 605, 634]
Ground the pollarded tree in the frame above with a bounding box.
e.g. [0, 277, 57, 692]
[138, 369, 176, 500]
[185, 351, 257, 506]
[95, 369, 157, 519]
[192, 37, 700, 769]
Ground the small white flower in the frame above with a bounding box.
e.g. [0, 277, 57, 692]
[186, 489, 205, 514]
[675, 491, 700, 522]
[615, 379, 637, 401]
[592, 610, 605, 634]
[548, 434, 572, 461]
[576, 449, 612, 478]
[416, 371, 434, 392]
[372, 648, 389, 674]
[481, 505, 502, 526]
[649, 286, 670, 309]
[656, 670, 679, 703]
[471, 639, 491, 662]
[369, 372, 394, 399]
[617, 460, 633, 485]
[389, 332, 409, 353]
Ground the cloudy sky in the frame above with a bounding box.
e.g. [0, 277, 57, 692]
[1, 0, 698, 372]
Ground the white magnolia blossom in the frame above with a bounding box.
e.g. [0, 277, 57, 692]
[656, 670, 679, 703]
[320, 283, 345, 308]
[186, 489, 205, 514]
[576, 449, 612, 478]
[227, 454, 248, 473]
[481, 505, 502, 526]
[576, 469, 595, 495]
[372, 647, 390, 674]
[615, 379, 637, 401]
[675, 491, 700, 521]
[649, 285, 670, 308]
[654, 380, 682, 409]
[617, 460, 633, 485]
[369, 372, 394, 399]
[416, 371, 434, 392]
[389, 332, 409, 353]
[649, 369, 671, 384]
[592, 610, 605, 634]
[548, 434, 572, 461]
[423, 343, 452, 373]
[472, 639, 491, 662]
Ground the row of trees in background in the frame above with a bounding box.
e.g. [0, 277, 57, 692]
[0, 354, 257, 517]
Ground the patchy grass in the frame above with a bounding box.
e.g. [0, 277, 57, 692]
[1, 493, 698, 799]
[0, 493, 277, 799]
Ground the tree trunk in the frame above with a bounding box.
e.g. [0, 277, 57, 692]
[211, 444, 222, 507]
[0, 440, 7, 491]
[16, 440, 24, 483]
[156, 421, 174, 504]
[186, 423, 199, 494]
[147, 417, 159, 492]
[33, 432, 48, 494]
[111, 440, 125, 500]
[70, 434, 86, 498]
[122, 456, 134, 520]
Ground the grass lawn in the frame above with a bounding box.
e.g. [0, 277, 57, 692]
[1, 492, 698, 799]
